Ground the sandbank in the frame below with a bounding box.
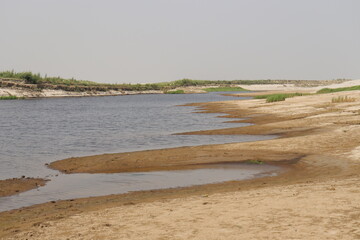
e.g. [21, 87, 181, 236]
[0, 178, 47, 198]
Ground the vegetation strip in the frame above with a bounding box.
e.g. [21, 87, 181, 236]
[0, 95, 20, 100]
[203, 87, 247, 92]
[254, 93, 309, 102]
[317, 85, 360, 94]
[164, 90, 184, 94]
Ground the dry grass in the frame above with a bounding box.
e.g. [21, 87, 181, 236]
[331, 96, 356, 103]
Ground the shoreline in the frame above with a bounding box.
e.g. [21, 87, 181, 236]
[1, 79, 358, 99]
[1, 88, 360, 239]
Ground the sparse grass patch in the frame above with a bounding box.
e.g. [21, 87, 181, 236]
[331, 96, 356, 103]
[255, 93, 308, 102]
[164, 90, 184, 94]
[203, 87, 247, 92]
[247, 160, 264, 164]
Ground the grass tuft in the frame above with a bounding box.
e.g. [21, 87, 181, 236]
[247, 160, 264, 164]
[331, 96, 356, 103]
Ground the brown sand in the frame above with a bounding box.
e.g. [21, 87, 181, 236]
[0, 178, 47, 197]
[1, 89, 360, 239]
[10, 176, 360, 240]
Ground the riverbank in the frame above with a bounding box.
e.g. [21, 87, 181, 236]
[0, 87, 163, 98]
[0, 77, 354, 99]
[1, 87, 360, 239]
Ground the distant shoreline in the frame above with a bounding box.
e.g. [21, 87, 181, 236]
[0, 75, 352, 99]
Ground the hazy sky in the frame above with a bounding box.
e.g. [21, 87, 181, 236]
[1, 0, 359, 83]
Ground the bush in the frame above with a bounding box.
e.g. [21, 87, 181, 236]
[21, 72, 40, 84]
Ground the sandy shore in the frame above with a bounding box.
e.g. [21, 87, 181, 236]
[1, 85, 360, 239]
[0, 178, 47, 197]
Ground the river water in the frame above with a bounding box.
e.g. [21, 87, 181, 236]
[0, 92, 278, 211]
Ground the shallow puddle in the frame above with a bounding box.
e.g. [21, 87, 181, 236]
[0, 163, 281, 212]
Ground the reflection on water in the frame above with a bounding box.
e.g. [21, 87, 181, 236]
[0, 163, 280, 212]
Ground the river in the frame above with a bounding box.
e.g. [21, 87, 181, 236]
[0, 92, 278, 211]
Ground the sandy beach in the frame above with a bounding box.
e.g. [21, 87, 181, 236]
[1, 82, 360, 239]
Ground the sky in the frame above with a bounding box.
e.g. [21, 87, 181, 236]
[1, 0, 359, 84]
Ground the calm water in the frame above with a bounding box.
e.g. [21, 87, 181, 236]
[0, 92, 277, 211]
[0, 163, 280, 212]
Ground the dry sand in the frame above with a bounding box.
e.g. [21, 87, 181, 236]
[2, 82, 360, 239]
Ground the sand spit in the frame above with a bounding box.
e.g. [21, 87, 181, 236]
[1, 87, 360, 239]
[0, 178, 47, 197]
[0, 87, 163, 98]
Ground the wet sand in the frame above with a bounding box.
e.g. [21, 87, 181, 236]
[0, 178, 47, 198]
[1, 88, 360, 239]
